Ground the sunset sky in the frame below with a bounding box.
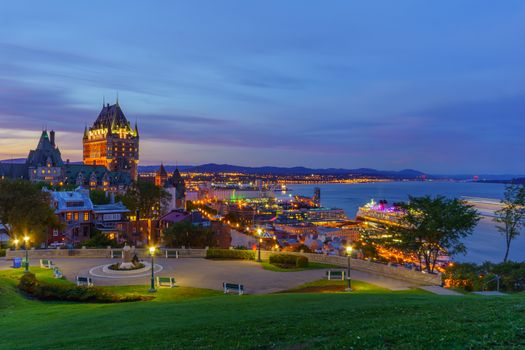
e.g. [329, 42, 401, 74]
[1, 1, 524, 174]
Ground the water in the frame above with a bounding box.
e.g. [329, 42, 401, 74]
[287, 182, 525, 263]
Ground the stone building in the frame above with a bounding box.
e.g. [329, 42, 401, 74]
[83, 101, 139, 181]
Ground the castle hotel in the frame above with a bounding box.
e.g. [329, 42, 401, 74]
[0, 101, 139, 191]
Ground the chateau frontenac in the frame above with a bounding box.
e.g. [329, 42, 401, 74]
[0, 101, 139, 192]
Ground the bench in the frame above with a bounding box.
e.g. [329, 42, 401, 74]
[110, 250, 123, 259]
[156, 276, 176, 288]
[326, 270, 346, 280]
[76, 276, 94, 287]
[40, 259, 54, 269]
[53, 267, 63, 279]
[223, 282, 244, 295]
[165, 250, 179, 259]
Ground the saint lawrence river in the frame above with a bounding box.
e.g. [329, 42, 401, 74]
[288, 181, 524, 263]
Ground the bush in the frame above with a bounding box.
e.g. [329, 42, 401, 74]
[18, 273, 147, 303]
[0, 248, 6, 257]
[269, 254, 309, 268]
[206, 249, 255, 260]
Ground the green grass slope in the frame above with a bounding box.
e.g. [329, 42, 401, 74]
[0, 268, 524, 349]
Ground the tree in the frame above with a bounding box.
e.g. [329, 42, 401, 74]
[0, 179, 62, 245]
[121, 181, 171, 219]
[389, 195, 480, 273]
[494, 184, 525, 263]
[90, 189, 111, 205]
[82, 229, 119, 248]
[163, 221, 214, 248]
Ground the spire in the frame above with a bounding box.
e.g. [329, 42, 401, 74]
[103, 95, 105, 107]
[116, 92, 119, 106]
[83, 125, 88, 139]
[134, 119, 139, 137]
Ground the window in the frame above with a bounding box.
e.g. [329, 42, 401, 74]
[74, 212, 79, 221]
[53, 229, 59, 237]
[84, 212, 89, 221]
[66, 212, 72, 221]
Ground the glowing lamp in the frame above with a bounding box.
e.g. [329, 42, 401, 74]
[149, 247, 156, 255]
[346, 246, 353, 254]
[23, 236, 29, 243]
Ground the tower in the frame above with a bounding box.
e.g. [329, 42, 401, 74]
[155, 163, 168, 187]
[26, 130, 64, 184]
[83, 101, 139, 180]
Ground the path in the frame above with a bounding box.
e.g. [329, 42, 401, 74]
[21, 257, 416, 294]
[420, 286, 464, 296]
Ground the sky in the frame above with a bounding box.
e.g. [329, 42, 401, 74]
[0, 1, 524, 174]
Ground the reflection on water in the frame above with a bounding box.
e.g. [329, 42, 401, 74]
[288, 182, 524, 263]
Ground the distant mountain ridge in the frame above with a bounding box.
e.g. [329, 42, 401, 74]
[138, 163, 426, 178]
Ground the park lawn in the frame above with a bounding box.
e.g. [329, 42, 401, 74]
[260, 261, 339, 272]
[1, 268, 525, 349]
[280, 279, 427, 294]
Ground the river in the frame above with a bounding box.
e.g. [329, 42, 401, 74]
[287, 182, 524, 263]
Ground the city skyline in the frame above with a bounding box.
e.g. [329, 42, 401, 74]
[1, 1, 525, 174]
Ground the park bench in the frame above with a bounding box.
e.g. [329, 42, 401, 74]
[40, 259, 54, 269]
[156, 276, 176, 288]
[53, 267, 63, 279]
[223, 282, 244, 295]
[76, 276, 94, 287]
[110, 249, 123, 259]
[326, 270, 346, 280]
[164, 250, 179, 258]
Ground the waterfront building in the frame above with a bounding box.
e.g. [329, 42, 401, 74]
[83, 101, 139, 181]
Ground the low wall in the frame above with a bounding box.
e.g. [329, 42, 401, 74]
[5, 248, 440, 286]
[258, 251, 442, 286]
[5, 248, 207, 259]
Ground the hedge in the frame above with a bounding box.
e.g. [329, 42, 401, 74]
[18, 273, 148, 303]
[206, 248, 255, 260]
[269, 254, 308, 268]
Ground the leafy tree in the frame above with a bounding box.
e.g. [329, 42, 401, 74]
[494, 184, 525, 263]
[0, 179, 62, 245]
[163, 221, 214, 248]
[121, 181, 171, 219]
[389, 195, 480, 273]
[82, 229, 119, 248]
[90, 189, 110, 205]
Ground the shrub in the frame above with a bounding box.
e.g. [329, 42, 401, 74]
[206, 248, 255, 260]
[108, 263, 145, 271]
[18, 273, 147, 303]
[269, 254, 309, 268]
[0, 248, 6, 257]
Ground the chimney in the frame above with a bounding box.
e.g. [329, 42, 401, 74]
[50, 130, 55, 147]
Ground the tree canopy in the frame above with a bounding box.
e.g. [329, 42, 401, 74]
[163, 221, 214, 248]
[0, 179, 62, 245]
[388, 195, 480, 273]
[494, 184, 525, 262]
[121, 181, 171, 219]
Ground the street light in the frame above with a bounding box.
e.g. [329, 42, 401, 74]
[149, 246, 156, 293]
[256, 228, 262, 262]
[13, 238, 19, 251]
[23, 236, 30, 273]
[346, 245, 353, 291]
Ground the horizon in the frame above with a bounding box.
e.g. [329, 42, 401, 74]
[1, 2, 524, 173]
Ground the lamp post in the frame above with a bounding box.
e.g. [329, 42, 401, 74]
[149, 246, 156, 292]
[346, 246, 353, 291]
[13, 238, 19, 251]
[256, 228, 262, 262]
[23, 236, 30, 273]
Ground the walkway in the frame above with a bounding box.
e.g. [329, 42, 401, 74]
[20, 257, 416, 294]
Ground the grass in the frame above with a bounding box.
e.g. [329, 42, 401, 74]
[1, 267, 525, 349]
[260, 261, 338, 272]
[280, 279, 426, 294]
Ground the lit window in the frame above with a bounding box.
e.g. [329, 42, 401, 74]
[74, 212, 79, 221]
[66, 212, 72, 221]
[84, 212, 89, 221]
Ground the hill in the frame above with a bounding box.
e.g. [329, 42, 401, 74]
[139, 163, 426, 178]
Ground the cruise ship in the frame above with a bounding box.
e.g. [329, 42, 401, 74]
[356, 199, 405, 226]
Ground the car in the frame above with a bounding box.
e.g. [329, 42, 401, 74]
[49, 242, 65, 248]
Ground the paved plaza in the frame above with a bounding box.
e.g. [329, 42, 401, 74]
[0, 257, 416, 294]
